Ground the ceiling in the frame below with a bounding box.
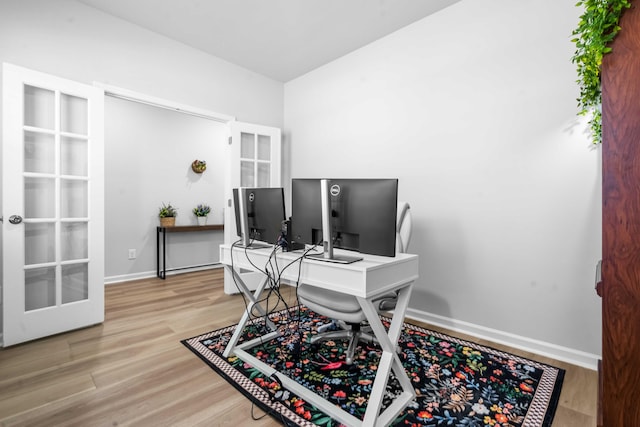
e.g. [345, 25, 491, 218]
[77, 0, 461, 82]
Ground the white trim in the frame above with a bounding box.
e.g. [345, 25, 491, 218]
[405, 307, 600, 371]
[93, 82, 235, 123]
[104, 264, 224, 285]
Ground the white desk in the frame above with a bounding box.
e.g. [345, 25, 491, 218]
[219, 244, 419, 427]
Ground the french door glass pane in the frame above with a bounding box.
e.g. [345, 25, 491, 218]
[24, 85, 55, 130]
[60, 93, 88, 135]
[25, 222, 56, 265]
[257, 163, 270, 187]
[61, 136, 88, 176]
[25, 177, 55, 218]
[257, 135, 271, 161]
[61, 180, 88, 218]
[24, 131, 55, 174]
[241, 161, 254, 187]
[241, 132, 255, 158]
[61, 222, 88, 261]
[62, 263, 89, 304]
[25, 267, 56, 311]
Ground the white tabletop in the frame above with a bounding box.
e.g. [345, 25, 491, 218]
[219, 244, 418, 298]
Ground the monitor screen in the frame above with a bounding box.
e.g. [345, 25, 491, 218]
[291, 178, 398, 259]
[233, 187, 286, 247]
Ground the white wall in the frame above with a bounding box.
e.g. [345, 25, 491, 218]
[104, 97, 227, 282]
[284, 0, 602, 365]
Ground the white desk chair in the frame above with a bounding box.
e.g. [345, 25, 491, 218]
[297, 202, 412, 364]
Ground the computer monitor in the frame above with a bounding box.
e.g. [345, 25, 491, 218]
[291, 178, 398, 263]
[233, 187, 286, 249]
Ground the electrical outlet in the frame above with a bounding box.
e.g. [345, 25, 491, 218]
[128, 249, 136, 260]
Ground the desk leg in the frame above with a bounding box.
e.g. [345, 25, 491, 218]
[357, 283, 416, 427]
[161, 229, 167, 279]
[156, 228, 161, 279]
[156, 227, 167, 280]
[222, 265, 278, 358]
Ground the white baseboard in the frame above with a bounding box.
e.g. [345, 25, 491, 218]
[105, 271, 155, 285]
[104, 264, 223, 285]
[405, 307, 600, 371]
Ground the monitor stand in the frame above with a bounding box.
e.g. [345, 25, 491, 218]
[307, 179, 363, 264]
[235, 241, 272, 250]
[307, 250, 362, 264]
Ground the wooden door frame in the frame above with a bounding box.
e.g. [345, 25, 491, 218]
[600, 1, 640, 425]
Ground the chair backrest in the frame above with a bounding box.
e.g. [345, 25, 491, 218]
[396, 202, 412, 254]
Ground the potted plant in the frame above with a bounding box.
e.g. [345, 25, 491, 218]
[193, 203, 211, 225]
[158, 202, 177, 227]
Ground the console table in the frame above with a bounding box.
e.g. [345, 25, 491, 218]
[156, 224, 224, 279]
[220, 244, 419, 427]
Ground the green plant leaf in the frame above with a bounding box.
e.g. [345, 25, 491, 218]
[572, 0, 631, 144]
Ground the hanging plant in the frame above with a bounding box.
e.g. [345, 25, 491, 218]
[191, 159, 207, 173]
[571, 0, 631, 144]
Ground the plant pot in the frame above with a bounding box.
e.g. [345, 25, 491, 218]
[160, 217, 176, 227]
[197, 216, 208, 226]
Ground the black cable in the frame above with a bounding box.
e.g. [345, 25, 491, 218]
[230, 239, 278, 338]
[233, 237, 296, 347]
[250, 399, 289, 425]
[231, 240, 324, 360]
[229, 240, 302, 425]
[247, 244, 287, 320]
[273, 243, 323, 358]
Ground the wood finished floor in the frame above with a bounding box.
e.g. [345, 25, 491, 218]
[0, 269, 597, 426]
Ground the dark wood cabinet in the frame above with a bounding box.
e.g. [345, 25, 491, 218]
[600, 2, 640, 425]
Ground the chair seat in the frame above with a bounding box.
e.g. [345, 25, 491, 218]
[298, 284, 367, 324]
[298, 284, 398, 324]
[298, 284, 361, 312]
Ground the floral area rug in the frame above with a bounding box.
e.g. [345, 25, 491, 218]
[182, 305, 564, 427]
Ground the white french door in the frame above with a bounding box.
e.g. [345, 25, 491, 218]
[2, 63, 105, 346]
[223, 121, 281, 294]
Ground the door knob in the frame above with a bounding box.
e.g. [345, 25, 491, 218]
[8, 215, 23, 224]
